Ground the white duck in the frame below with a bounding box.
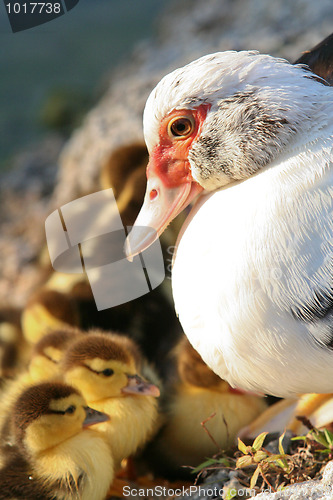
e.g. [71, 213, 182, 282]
[126, 50, 333, 399]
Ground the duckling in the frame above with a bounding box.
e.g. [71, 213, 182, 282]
[1, 326, 82, 399]
[21, 288, 80, 344]
[149, 337, 267, 473]
[0, 381, 113, 500]
[100, 142, 149, 226]
[27, 326, 83, 382]
[0, 306, 27, 382]
[0, 327, 83, 454]
[61, 330, 160, 468]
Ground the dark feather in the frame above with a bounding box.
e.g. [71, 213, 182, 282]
[294, 33, 333, 86]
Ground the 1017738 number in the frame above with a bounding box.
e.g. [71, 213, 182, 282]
[5, 3, 61, 14]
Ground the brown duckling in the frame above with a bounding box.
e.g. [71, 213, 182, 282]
[0, 327, 83, 455]
[0, 381, 113, 500]
[61, 330, 160, 468]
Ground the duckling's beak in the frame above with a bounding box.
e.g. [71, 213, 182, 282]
[122, 374, 160, 397]
[83, 406, 110, 428]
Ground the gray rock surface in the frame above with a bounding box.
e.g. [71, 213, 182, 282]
[256, 460, 333, 499]
[174, 460, 333, 499]
[0, 134, 65, 305]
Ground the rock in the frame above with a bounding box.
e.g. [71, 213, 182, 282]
[255, 460, 333, 499]
[174, 460, 333, 499]
[0, 134, 65, 306]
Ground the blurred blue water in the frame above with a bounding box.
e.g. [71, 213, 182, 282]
[0, 0, 167, 166]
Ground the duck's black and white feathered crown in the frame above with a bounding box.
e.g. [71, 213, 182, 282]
[143, 50, 328, 152]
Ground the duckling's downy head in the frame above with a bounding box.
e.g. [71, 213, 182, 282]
[28, 327, 82, 381]
[11, 382, 108, 454]
[62, 332, 160, 402]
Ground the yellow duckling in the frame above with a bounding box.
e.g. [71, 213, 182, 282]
[27, 326, 83, 383]
[1, 326, 82, 401]
[100, 142, 148, 226]
[151, 337, 267, 471]
[0, 327, 83, 454]
[0, 306, 28, 381]
[0, 381, 113, 500]
[21, 288, 80, 344]
[61, 330, 160, 468]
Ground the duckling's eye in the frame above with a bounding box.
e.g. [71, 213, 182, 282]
[168, 116, 194, 139]
[102, 368, 114, 377]
[65, 405, 76, 414]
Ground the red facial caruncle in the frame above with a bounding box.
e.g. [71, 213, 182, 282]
[125, 103, 210, 258]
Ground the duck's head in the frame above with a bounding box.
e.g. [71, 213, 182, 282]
[11, 382, 108, 454]
[126, 50, 323, 257]
[61, 332, 160, 402]
[28, 327, 82, 381]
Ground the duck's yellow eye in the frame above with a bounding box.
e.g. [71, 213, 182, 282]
[168, 116, 194, 139]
